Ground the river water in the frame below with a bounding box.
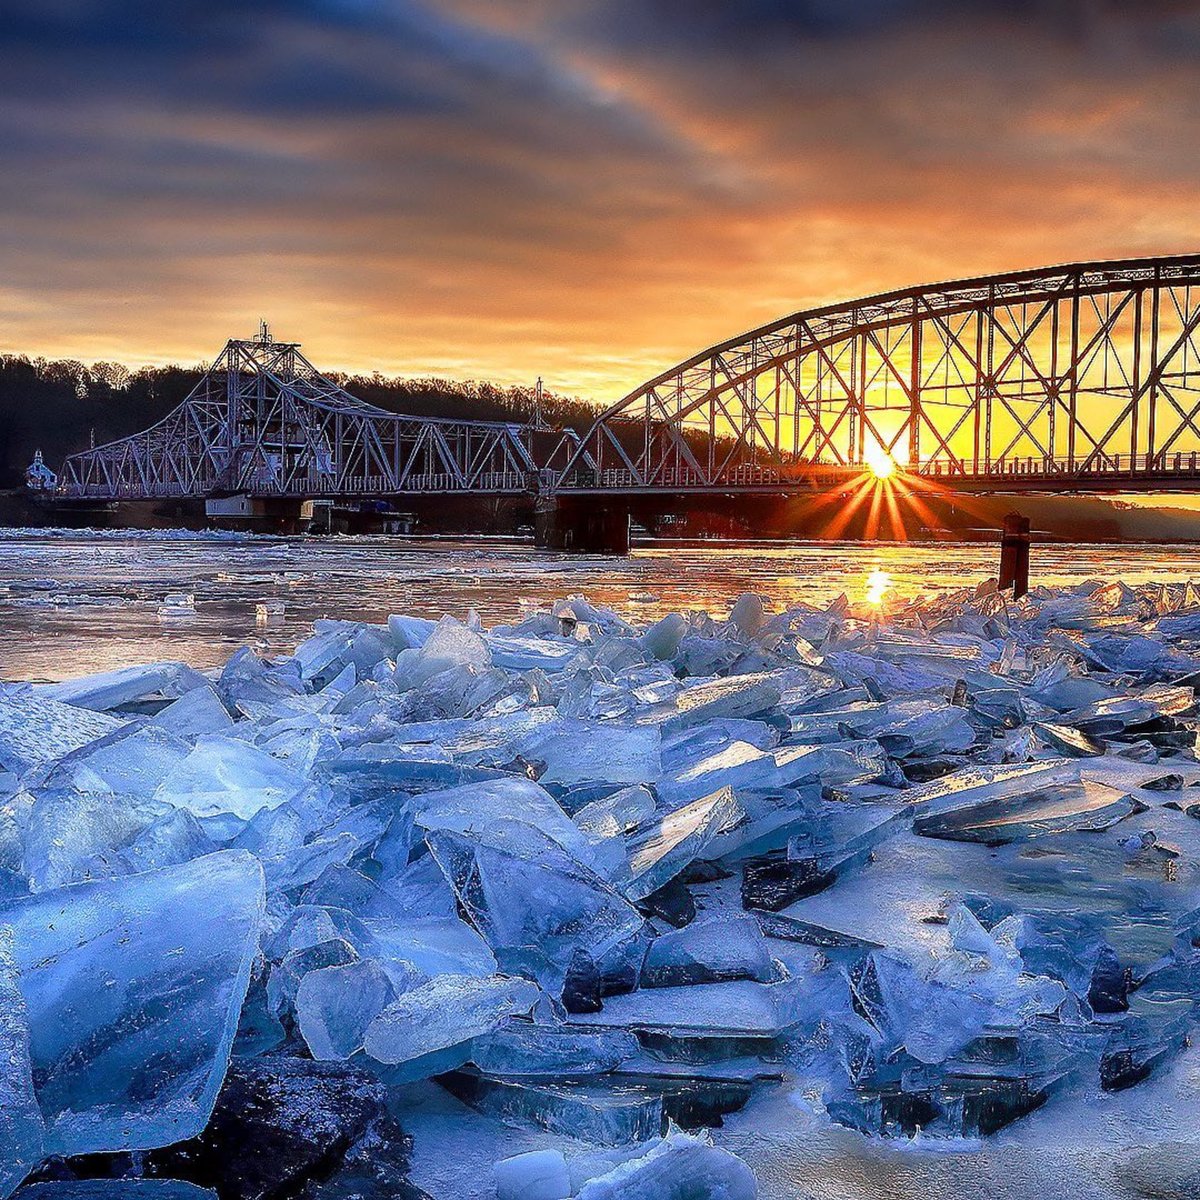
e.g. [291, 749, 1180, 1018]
[2, 528, 1199, 681]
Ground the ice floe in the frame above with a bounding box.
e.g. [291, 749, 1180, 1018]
[5, 577, 1200, 1195]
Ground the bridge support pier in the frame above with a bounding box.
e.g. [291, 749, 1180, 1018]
[205, 495, 313, 534]
[535, 496, 631, 554]
[999, 512, 1031, 599]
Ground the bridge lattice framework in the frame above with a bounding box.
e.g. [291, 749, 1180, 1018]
[554, 253, 1200, 495]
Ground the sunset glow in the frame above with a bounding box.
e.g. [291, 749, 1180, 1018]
[0, 4, 1197, 401]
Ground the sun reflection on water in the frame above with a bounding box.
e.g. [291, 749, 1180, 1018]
[864, 567, 893, 606]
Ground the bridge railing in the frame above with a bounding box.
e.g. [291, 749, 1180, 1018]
[919, 452, 1200, 480]
[60, 471, 537, 501]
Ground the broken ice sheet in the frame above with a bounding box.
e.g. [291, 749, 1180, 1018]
[657, 739, 883, 806]
[915, 777, 1141, 843]
[567, 978, 805, 1037]
[416, 776, 614, 876]
[640, 915, 777, 987]
[616, 787, 744, 901]
[33, 661, 208, 713]
[651, 672, 783, 731]
[523, 723, 662, 788]
[442, 1072, 664, 1147]
[0, 850, 264, 1156]
[363, 973, 538, 1069]
[0, 691, 125, 777]
[424, 819, 647, 991]
[21, 787, 171, 890]
[573, 1130, 756, 1199]
[472, 1021, 640, 1078]
[154, 734, 308, 819]
[296, 958, 395, 1060]
[0, 927, 42, 1199]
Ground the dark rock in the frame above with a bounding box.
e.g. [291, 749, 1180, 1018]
[299, 1113, 430, 1199]
[678, 860, 731, 884]
[755, 911, 882, 950]
[636, 877, 696, 928]
[741, 852, 835, 912]
[145, 1057, 393, 1200]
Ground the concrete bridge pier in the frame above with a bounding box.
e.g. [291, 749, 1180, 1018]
[535, 495, 631, 554]
[205, 495, 313, 534]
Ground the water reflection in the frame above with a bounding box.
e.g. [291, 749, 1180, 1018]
[3, 531, 1200, 681]
[864, 567, 893, 606]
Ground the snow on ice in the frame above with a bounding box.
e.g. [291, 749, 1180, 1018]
[4, 577, 1200, 1195]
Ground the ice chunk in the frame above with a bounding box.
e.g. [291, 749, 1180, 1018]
[641, 916, 776, 987]
[155, 735, 308, 819]
[617, 787, 745, 901]
[658, 673, 783, 730]
[363, 973, 538, 1068]
[443, 1073, 662, 1146]
[472, 1021, 640, 1078]
[424, 820, 647, 989]
[0, 928, 42, 1198]
[639, 613, 687, 661]
[495, 1149, 571, 1200]
[158, 592, 196, 619]
[488, 633, 579, 672]
[658, 740, 881, 806]
[388, 612, 438, 650]
[1, 850, 263, 1155]
[394, 615, 491, 687]
[416, 777, 611, 874]
[0, 692, 125, 776]
[915, 777, 1140, 843]
[362, 915, 498, 982]
[574, 1130, 757, 1199]
[524, 724, 662, 788]
[569, 978, 801, 1037]
[33, 662, 208, 713]
[255, 598, 286, 623]
[218, 646, 305, 717]
[47, 723, 190, 799]
[296, 959, 395, 1060]
[150, 685, 233, 738]
[574, 785, 657, 839]
[21, 788, 168, 890]
[728, 592, 767, 638]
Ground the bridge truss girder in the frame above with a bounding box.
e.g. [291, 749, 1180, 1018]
[555, 253, 1200, 493]
[58, 334, 560, 501]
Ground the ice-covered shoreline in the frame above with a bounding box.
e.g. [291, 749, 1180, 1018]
[3, 580, 1200, 1198]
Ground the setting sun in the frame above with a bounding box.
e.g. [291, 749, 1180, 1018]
[863, 444, 897, 480]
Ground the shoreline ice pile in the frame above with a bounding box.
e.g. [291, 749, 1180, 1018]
[3, 578, 1200, 1197]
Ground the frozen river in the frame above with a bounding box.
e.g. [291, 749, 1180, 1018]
[3, 528, 1200, 681]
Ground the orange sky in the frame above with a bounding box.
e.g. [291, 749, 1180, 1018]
[3, 2, 1200, 411]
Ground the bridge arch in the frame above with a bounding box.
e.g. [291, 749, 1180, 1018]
[556, 253, 1200, 492]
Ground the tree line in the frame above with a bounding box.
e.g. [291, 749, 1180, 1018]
[0, 355, 601, 488]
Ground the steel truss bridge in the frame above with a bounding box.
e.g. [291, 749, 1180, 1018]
[58, 327, 577, 501]
[557, 252, 1200, 495]
[56, 254, 1200, 505]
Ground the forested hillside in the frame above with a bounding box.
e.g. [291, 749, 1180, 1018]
[0, 355, 599, 487]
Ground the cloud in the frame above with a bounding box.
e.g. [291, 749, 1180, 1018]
[0, 0, 1199, 402]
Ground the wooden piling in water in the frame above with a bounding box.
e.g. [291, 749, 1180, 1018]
[999, 512, 1031, 598]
